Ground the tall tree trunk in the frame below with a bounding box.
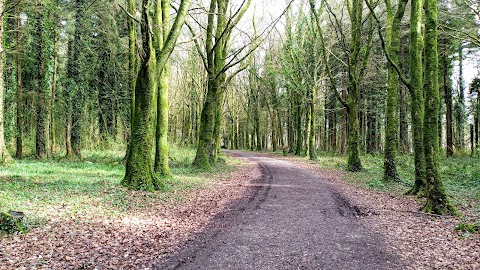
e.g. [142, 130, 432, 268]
[340, 75, 347, 153]
[154, 0, 172, 177]
[305, 93, 311, 155]
[383, 0, 407, 181]
[193, 0, 229, 168]
[295, 91, 303, 155]
[128, 0, 136, 138]
[399, 85, 409, 153]
[346, 0, 363, 171]
[15, 2, 22, 159]
[456, 43, 465, 149]
[35, 2, 48, 159]
[309, 86, 316, 159]
[194, 79, 219, 168]
[212, 90, 225, 159]
[272, 110, 277, 152]
[0, 0, 11, 164]
[124, 0, 191, 189]
[254, 93, 261, 151]
[442, 39, 453, 157]
[366, 109, 376, 154]
[328, 89, 337, 151]
[406, 0, 426, 195]
[476, 94, 479, 149]
[421, 0, 455, 214]
[471, 124, 475, 156]
[50, 23, 58, 154]
[123, 33, 159, 190]
[288, 88, 294, 152]
[68, 0, 85, 159]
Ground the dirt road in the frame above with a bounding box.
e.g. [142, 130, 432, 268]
[157, 151, 404, 269]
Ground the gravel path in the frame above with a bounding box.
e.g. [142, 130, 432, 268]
[157, 151, 404, 270]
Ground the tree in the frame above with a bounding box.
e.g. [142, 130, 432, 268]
[367, 0, 426, 194]
[15, 1, 23, 158]
[153, 0, 173, 177]
[34, 1, 49, 159]
[455, 43, 466, 150]
[310, 0, 374, 171]
[65, 0, 86, 158]
[383, 0, 408, 182]
[191, 0, 254, 169]
[421, 0, 456, 214]
[123, 0, 191, 190]
[0, 0, 12, 164]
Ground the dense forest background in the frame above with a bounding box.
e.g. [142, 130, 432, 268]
[0, 0, 479, 215]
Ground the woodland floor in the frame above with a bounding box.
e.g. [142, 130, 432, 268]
[1, 150, 479, 269]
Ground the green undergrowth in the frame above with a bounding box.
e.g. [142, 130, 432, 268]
[455, 222, 480, 234]
[0, 145, 240, 229]
[280, 151, 480, 216]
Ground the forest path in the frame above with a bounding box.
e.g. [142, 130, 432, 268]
[157, 151, 404, 270]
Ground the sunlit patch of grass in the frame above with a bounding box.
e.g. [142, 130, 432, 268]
[0, 146, 240, 227]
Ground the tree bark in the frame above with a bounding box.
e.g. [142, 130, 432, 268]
[442, 38, 453, 157]
[35, 2, 48, 159]
[0, 0, 11, 164]
[421, 0, 455, 214]
[383, 0, 407, 181]
[456, 43, 465, 149]
[124, 0, 191, 189]
[154, 0, 173, 177]
[50, 20, 58, 154]
[309, 86, 316, 160]
[15, 2, 22, 159]
[406, 0, 426, 195]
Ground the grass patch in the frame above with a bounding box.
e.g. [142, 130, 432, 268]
[455, 222, 480, 234]
[0, 147, 239, 227]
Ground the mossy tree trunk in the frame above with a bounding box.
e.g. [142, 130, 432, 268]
[50, 16, 58, 154]
[0, 0, 11, 164]
[193, 0, 252, 169]
[15, 2, 22, 159]
[212, 90, 225, 160]
[442, 38, 454, 157]
[193, 0, 225, 169]
[399, 84, 410, 153]
[456, 43, 465, 149]
[345, 0, 364, 172]
[154, 67, 171, 176]
[406, 0, 427, 195]
[128, 0, 136, 134]
[124, 0, 191, 189]
[311, 0, 373, 171]
[346, 84, 362, 171]
[295, 90, 303, 156]
[35, 2, 48, 159]
[153, 0, 175, 177]
[383, 0, 407, 182]
[123, 26, 159, 190]
[340, 75, 347, 153]
[368, 0, 425, 191]
[308, 85, 316, 160]
[421, 0, 456, 215]
[66, 0, 85, 159]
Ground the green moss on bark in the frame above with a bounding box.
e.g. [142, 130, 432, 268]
[154, 67, 171, 177]
[421, 0, 456, 215]
[383, 0, 407, 182]
[406, 0, 426, 195]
